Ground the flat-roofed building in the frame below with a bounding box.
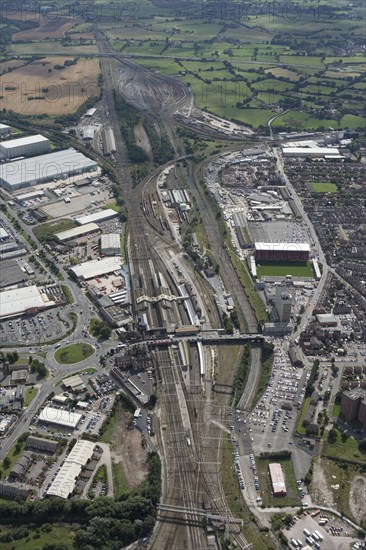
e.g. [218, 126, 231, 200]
[76, 208, 118, 225]
[0, 148, 98, 191]
[100, 233, 121, 256]
[71, 256, 122, 280]
[38, 406, 82, 429]
[0, 123, 11, 137]
[55, 222, 100, 242]
[0, 285, 56, 320]
[0, 134, 50, 159]
[268, 463, 287, 495]
[46, 439, 95, 499]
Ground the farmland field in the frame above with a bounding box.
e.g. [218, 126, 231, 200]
[0, 57, 100, 114]
[256, 261, 314, 278]
[12, 16, 77, 40]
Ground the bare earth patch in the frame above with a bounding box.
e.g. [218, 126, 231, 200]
[111, 410, 149, 487]
[133, 121, 152, 159]
[311, 460, 335, 508]
[349, 475, 366, 525]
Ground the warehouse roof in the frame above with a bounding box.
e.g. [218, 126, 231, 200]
[255, 242, 310, 251]
[100, 233, 120, 249]
[38, 406, 82, 428]
[0, 134, 49, 150]
[63, 374, 85, 390]
[0, 227, 8, 239]
[85, 108, 97, 117]
[0, 285, 55, 319]
[71, 256, 122, 280]
[268, 463, 286, 494]
[46, 440, 95, 499]
[0, 123, 10, 130]
[76, 208, 118, 225]
[55, 222, 99, 242]
[0, 148, 98, 189]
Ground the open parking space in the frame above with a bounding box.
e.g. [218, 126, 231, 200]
[286, 512, 361, 550]
[0, 309, 69, 345]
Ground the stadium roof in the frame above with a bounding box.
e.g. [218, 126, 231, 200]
[76, 208, 118, 225]
[71, 256, 122, 280]
[255, 242, 310, 251]
[38, 406, 82, 428]
[55, 222, 99, 242]
[268, 463, 286, 495]
[0, 148, 98, 189]
[0, 134, 49, 150]
[46, 440, 95, 499]
[0, 285, 55, 319]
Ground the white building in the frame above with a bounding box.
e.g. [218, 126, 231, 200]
[100, 233, 121, 256]
[46, 440, 95, 499]
[38, 406, 82, 429]
[76, 209, 118, 225]
[55, 222, 100, 242]
[0, 134, 50, 159]
[71, 256, 122, 280]
[0, 285, 56, 320]
[0, 123, 11, 137]
[0, 148, 98, 191]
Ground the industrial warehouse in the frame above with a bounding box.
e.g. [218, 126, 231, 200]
[46, 439, 96, 499]
[0, 148, 98, 191]
[0, 134, 50, 159]
[75, 208, 118, 225]
[38, 406, 82, 429]
[0, 285, 58, 320]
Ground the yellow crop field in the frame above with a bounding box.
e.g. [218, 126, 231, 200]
[0, 57, 100, 115]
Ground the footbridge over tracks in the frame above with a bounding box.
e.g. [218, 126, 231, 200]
[157, 504, 245, 535]
[144, 332, 264, 348]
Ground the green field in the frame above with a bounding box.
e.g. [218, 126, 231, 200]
[256, 457, 301, 507]
[311, 182, 338, 193]
[257, 261, 314, 278]
[322, 429, 366, 464]
[33, 219, 76, 242]
[0, 525, 75, 549]
[54, 342, 94, 364]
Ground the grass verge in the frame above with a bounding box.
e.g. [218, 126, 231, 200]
[296, 396, 311, 435]
[24, 387, 37, 407]
[61, 285, 74, 304]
